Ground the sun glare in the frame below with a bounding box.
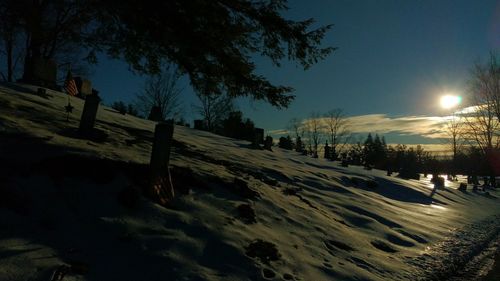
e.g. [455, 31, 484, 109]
[440, 95, 461, 109]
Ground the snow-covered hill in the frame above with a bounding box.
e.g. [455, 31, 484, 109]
[1, 83, 499, 281]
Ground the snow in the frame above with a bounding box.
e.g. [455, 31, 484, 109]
[0, 83, 499, 281]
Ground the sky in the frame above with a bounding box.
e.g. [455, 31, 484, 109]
[89, 0, 500, 145]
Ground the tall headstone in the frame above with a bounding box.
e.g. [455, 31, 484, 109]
[75, 76, 92, 97]
[149, 120, 175, 205]
[264, 136, 273, 151]
[324, 141, 330, 159]
[252, 128, 264, 148]
[79, 94, 100, 135]
[148, 106, 163, 122]
[32, 58, 57, 88]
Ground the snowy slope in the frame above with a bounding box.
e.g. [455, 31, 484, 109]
[0, 83, 499, 281]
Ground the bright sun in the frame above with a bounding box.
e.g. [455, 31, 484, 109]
[440, 95, 461, 109]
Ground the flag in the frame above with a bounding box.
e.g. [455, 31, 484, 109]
[64, 69, 78, 96]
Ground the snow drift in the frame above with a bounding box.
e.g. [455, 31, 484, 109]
[0, 83, 499, 281]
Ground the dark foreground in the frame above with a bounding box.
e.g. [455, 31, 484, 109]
[446, 233, 500, 281]
[483, 250, 500, 281]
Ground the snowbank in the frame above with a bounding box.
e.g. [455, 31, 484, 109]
[1, 83, 499, 281]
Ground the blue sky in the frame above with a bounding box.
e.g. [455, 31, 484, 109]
[89, 0, 500, 144]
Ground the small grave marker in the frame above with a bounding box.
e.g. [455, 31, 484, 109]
[193, 119, 204, 130]
[252, 128, 264, 148]
[79, 94, 100, 135]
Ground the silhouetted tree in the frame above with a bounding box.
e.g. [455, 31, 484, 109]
[5, 1, 334, 107]
[220, 111, 257, 142]
[363, 133, 374, 167]
[347, 138, 364, 165]
[14, 0, 95, 83]
[175, 117, 190, 127]
[384, 144, 428, 180]
[93, 0, 335, 108]
[304, 112, 322, 158]
[288, 117, 305, 151]
[222, 111, 243, 138]
[323, 109, 349, 160]
[193, 89, 234, 132]
[127, 104, 139, 117]
[111, 100, 140, 117]
[295, 136, 304, 153]
[278, 135, 294, 150]
[361, 133, 388, 169]
[466, 53, 500, 182]
[136, 67, 183, 121]
[443, 114, 466, 163]
[242, 118, 256, 141]
[111, 101, 127, 114]
[0, 0, 23, 82]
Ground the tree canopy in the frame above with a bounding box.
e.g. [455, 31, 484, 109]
[0, 0, 335, 108]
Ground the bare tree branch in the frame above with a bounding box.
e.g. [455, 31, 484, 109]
[465, 53, 500, 155]
[135, 66, 184, 120]
[304, 112, 323, 158]
[192, 89, 234, 132]
[323, 108, 349, 160]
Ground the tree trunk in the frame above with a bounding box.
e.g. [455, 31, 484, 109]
[22, 0, 44, 83]
[6, 37, 13, 82]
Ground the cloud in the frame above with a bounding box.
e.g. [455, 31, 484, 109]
[267, 129, 289, 136]
[269, 113, 452, 139]
[344, 114, 447, 138]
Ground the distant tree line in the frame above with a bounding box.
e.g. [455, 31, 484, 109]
[277, 114, 498, 186]
[280, 109, 350, 158]
[194, 109, 258, 143]
[277, 126, 499, 184]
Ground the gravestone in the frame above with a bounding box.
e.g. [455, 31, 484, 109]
[148, 106, 163, 122]
[75, 77, 92, 97]
[32, 58, 57, 88]
[483, 176, 489, 186]
[149, 121, 175, 205]
[324, 141, 330, 159]
[81, 80, 92, 96]
[36, 88, 46, 97]
[79, 94, 100, 135]
[252, 128, 264, 148]
[193, 119, 204, 130]
[264, 136, 273, 151]
[432, 176, 444, 188]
